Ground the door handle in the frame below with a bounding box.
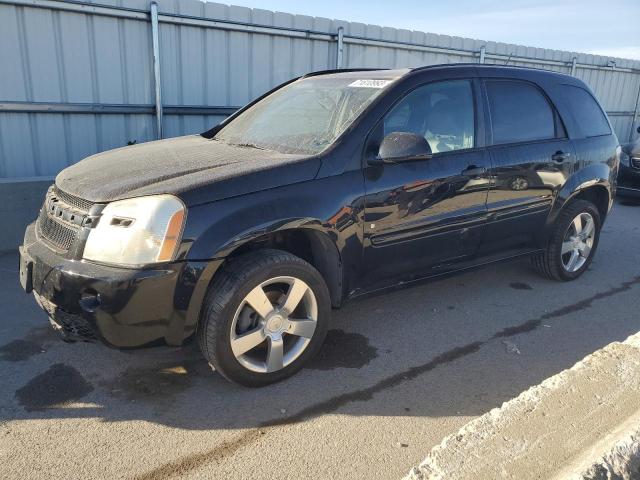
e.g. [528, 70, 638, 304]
[551, 151, 570, 162]
[462, 166, 486, 177]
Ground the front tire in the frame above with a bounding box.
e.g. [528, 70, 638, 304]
[198, 249, 330, 387]
[532, 200, 601, 281]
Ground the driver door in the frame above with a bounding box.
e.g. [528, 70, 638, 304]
[360, 79, 491, 289]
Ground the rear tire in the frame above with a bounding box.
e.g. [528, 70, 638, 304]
[532, 200, 601, 281]
[197, 249, 330, 387]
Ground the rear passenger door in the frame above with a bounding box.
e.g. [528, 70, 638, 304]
[481, 79, 574, 253]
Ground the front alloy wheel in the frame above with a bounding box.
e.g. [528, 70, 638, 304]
[231, 276, 318, 373]
[198, 249, 330, 387]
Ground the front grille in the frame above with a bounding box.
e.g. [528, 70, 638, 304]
[36, 186, 93, 252]
[53, 187, 94, 211]
[631, 157, 640, 169]
[37, 208, 79, 251]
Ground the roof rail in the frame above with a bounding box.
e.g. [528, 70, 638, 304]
[406, 62, 576, 79]
[301, 68, 389, 78]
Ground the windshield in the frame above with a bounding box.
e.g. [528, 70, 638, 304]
[214, 75, 397, 155]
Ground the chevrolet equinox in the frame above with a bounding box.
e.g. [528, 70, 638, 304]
[19, 64, 620, 386]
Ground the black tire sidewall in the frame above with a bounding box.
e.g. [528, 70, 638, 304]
[201, 254, 330, 387]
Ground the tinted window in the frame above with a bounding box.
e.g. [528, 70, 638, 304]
[383, 80, 474, 153]
[486, 81, 555, 145]
[561, 85, 611, 137]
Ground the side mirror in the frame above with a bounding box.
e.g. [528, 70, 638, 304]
[372, 132, 432, 165]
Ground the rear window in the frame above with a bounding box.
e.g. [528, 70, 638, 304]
[561, 85, 611, 137]
[486, 80, 556, 145]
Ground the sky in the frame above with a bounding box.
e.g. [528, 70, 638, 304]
[222, 0, 640, 60]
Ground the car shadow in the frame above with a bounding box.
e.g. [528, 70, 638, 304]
[1, 203, 640, 434]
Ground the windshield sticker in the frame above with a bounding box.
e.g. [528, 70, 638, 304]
[348, 79, 393, 89]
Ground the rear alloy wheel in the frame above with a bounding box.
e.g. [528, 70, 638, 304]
[198, 249, 330, 387]
[532, 199, 601, 281]
[560, 212, 596, 273]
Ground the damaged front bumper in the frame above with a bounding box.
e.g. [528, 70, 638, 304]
[19, 222, 204, 348]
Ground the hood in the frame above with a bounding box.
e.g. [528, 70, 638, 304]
[55, 135, 319, 205]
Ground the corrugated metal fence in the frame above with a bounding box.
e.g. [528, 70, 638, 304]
[2, 0, 640, 180]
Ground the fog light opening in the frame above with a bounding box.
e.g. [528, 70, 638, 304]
[79, 291, 102, 313]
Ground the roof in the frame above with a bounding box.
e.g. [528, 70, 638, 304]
[305, 63, 576, 82]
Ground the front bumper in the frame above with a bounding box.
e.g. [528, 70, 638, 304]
[617, 162, 640, 197]
[20, 222, 206, 348]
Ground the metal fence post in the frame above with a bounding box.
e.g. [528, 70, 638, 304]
[629, 81, 640, 142]
[150, 1, 163, 140]
[479, 45, 485, 64]
[570, 57, 577, 76]
[336, 27, 344, 69]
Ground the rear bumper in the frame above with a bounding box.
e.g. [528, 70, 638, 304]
[20, 222, 211, 348]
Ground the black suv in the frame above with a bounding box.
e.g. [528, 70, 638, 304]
[19, 64, 619, 386]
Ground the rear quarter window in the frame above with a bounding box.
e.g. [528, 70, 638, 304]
[485, 80, 556, 145]
[561, 85, 612, 138]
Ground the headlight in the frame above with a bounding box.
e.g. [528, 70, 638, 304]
[83, 194, 185, 266]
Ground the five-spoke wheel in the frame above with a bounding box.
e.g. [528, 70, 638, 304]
[198, 249, 330, 387]
[231, 277, 318, 373]
[560, 212, 596, 273]
[532, 199, 602, 281]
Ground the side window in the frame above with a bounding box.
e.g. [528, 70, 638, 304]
[383, 80, 475, 153]
[561, 85, 611, 137]
[485, 80, 555, 145]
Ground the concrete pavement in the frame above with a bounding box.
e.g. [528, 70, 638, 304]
[406, 332, 640, 480]
[1, 199, 640, 479]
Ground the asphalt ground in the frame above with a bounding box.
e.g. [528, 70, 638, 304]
[1, 198, 639, 479]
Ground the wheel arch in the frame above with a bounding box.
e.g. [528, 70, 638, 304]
[183, 222, 344, 342]
[567, 185, 610, 221]
[549, 183, 611, 227]
[225, 227, 344, 309]
[547, 164, 613, 229]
